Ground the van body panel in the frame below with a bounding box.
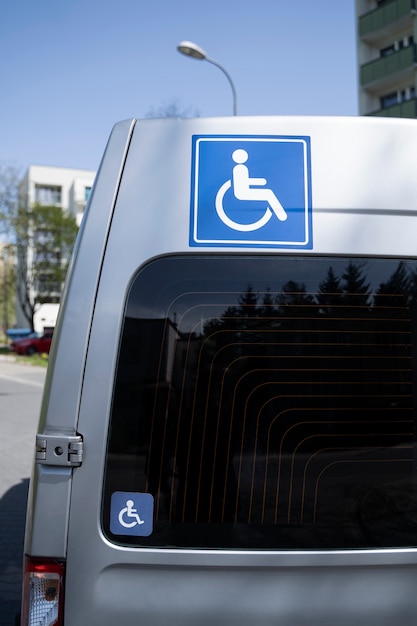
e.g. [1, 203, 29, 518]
[67, 561, 417, 625]
[24, 118, 135, 558]
[24, 116, 417, 623]
[108, 116, 417, 258]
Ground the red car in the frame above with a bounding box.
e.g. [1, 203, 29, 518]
[11, 331, 53, 355]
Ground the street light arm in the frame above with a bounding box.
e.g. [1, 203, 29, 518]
[205, 56, 238, 116]
[177, 40, 238, 116]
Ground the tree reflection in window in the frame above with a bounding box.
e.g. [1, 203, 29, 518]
[104, 257, 417, 549]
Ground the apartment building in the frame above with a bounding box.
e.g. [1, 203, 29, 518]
[16, 165, 96, 331]
[356, 0, 417, 117]
[19, 164, 96, 227]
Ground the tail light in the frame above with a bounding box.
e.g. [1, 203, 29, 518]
[21, 557, 65, 626]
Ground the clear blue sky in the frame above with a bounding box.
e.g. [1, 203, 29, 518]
[0, 0, 358, 172]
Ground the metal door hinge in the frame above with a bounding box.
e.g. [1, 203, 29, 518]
[36, 433, 84, 467]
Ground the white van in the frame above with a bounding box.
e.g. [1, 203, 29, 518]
[21, 115, 417, 625]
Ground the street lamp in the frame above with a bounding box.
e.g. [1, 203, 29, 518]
[177, 40, 238, 116]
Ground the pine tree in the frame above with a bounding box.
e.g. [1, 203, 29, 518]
[317, 266, 342, 315]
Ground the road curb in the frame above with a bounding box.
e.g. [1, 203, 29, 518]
[0, 354, 17, 363]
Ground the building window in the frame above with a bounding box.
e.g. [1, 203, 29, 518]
[85, 186, 91, 201]
[380, 44, 395, 57]
[381, 36, 413, 58]
[35, 185, 62, 206]
[380, 87, 416, 109]
[380, 92, 398, 108]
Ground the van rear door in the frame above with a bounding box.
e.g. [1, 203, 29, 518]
[55, 116, 417, 624]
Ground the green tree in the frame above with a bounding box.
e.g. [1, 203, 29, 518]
[0, 243, 16, 333]
[0, 163, 21, 333]
[15, 204, 78, 330]
[0, 163, 21, 237]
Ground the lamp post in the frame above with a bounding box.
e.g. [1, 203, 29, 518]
[177, 40, 238, 116]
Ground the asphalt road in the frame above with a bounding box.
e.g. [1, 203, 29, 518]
[0, 358, 46, 626]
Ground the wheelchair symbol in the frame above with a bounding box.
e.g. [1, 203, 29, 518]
[215, 149, 288, 232]
[118, 499, 145, 528]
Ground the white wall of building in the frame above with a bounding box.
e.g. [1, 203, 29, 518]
[19, 164, 95, 214]
[69, 176, 94, 225]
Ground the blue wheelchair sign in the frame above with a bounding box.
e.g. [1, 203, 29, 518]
[110, 491, 154, 537]
[189, 135, 312, 248]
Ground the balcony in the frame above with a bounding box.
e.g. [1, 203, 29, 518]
[360, 44, 417, 86]
[359, 0, 416, 40]
[367, 97, 417, 116]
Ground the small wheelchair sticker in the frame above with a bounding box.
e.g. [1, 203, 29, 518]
[110, 491, 154, 537]
[189, 135, 312, 248]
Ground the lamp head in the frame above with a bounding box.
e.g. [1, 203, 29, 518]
[177, 40, 207, 60]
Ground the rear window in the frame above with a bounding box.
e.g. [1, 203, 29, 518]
[103, 255, 417, 550]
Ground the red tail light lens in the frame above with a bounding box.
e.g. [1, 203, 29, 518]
[21, 557, 65, 626]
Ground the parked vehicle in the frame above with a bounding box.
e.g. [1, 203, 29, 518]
[20, 115, 417, 625]
[6, 328, 32, 342]
[11, 331, 53, 355]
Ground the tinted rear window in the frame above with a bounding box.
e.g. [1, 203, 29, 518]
[103, 256, 417, 549]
